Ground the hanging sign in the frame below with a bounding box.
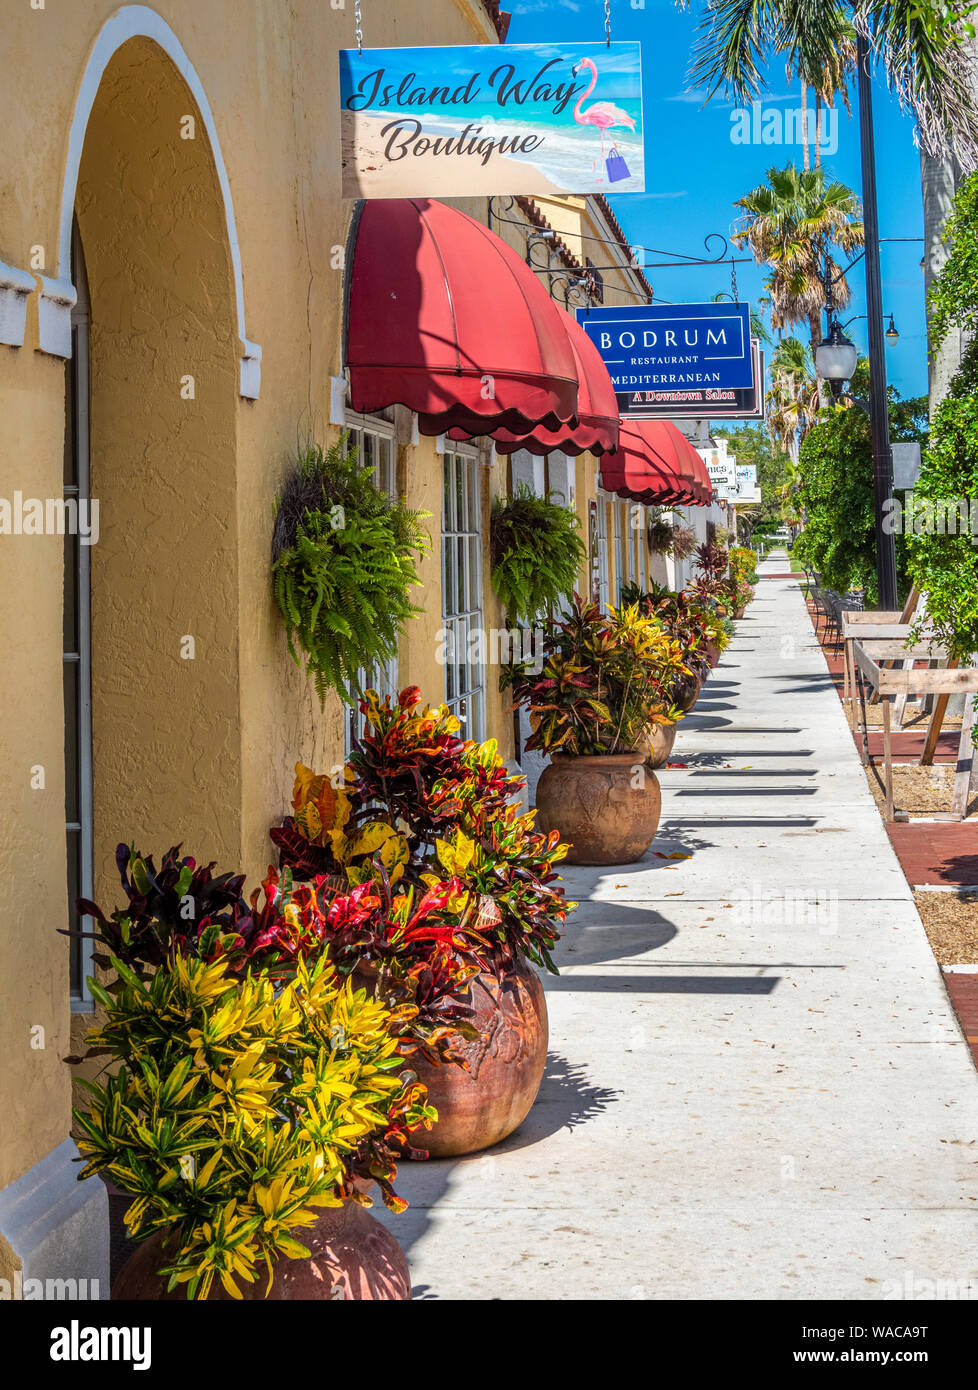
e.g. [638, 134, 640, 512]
[702, 448, 738, 500]
[577, 301, 753, 398]
[735, 463, 761, 503]
[339, 42, 645, 198]
[616, 341, 764, 421]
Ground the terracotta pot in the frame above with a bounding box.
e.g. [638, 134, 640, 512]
[111, 1200, 411, 1301]
[643, 721, 677, 769]
[675, 673, 700, 713]
[410, 962, 548, 1158]
[535, 752, 662, 865]
[734, 606, 746, 620]
[704, 640, 721, 668]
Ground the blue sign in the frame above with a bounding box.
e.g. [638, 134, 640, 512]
[576, 302, 753, 394]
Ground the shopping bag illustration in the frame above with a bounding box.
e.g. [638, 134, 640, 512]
[605, 148, 631, 182]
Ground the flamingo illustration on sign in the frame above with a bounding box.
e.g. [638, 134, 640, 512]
[571, 57, 637, 180]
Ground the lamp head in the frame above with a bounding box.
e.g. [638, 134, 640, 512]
[815, 318, 858, 387]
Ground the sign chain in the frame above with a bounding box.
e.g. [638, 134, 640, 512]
[605, 0, 612, 46]
[355, 0, 363, 54]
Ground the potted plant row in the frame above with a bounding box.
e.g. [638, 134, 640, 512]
[507, 595, 690, 865]
[728, 544, 759, 619]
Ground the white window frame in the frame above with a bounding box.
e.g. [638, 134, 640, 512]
[342, 409, 398, 754]
[594, 488, 610, 612]
[441, 444, 486, 741]
[613, 498, 625, 603]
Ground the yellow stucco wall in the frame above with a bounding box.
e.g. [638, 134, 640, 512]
[0, 0, 495, 1190]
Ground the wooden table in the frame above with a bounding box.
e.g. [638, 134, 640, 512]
[851, 638, 978, 821]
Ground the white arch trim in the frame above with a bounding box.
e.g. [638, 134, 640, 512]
[53, 5, 261, 397]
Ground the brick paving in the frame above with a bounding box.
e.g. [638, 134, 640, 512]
[886, 823, 978, 885]
[944, 974, 978, 1069]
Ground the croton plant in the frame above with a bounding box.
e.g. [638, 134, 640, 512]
[69, 845, 445, 1210]
[74, 950, 435, 1298]
[271, 687, 574, 986]
[508, 594, 690, 756]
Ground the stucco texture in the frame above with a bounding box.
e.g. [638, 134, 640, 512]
[0, 0, 494, 1189]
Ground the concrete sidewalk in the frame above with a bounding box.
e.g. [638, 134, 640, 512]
[373, 567, 978, 1300]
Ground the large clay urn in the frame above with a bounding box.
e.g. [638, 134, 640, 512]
[675, 673, 700, 713]
[535, 752, 662, 865]
[112, 1200, 411, 1300]
[643, 721, 677, 769]
[411, 962, 548, 1158]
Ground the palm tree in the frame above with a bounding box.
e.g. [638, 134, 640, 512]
[766, 335, 820, 459]
[678, 0, 978, 170]
[733, 164, 864, 375]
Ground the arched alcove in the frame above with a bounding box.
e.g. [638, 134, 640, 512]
[71, 32, 244, 927]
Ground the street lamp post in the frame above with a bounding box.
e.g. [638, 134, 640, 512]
[856, 32, 899, 611]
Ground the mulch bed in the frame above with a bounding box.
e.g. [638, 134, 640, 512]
[913, 891, 978, 966]
[867, 763, 978, 820]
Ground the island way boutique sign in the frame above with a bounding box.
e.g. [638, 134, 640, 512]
[339, 43, 645, 199]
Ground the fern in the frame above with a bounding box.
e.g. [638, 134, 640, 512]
[271, 440, 430, 704]
[490, 485, 586, 625]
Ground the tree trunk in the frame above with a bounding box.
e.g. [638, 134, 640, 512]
[815, 92, 822, 168]
[801, 80, 809, 171]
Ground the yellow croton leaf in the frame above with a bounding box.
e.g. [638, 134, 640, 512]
[348, 821, 398, 860]
[294, 800, 323, 845]
[332, 789, 352, 833]
[291, 763, 320, 814]
[453, 830, 476, 872]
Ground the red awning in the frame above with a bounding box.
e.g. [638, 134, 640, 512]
[345, 198, 578, 436]
[470, 310, 619, 457]
[599, 421, 711, 506]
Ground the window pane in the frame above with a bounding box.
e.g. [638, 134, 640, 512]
[443, 457, 452, 528]
[455, 459, 464, 533]
[469, 535, 480, 613]
[444, 539, 455, 615]
[469, 461, 481, 531]
[457, 617, 468, 700]
[457, 536, 466, 612]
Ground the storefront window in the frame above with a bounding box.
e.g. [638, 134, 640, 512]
[442, 449, 485, 740]
[596, 493, 610, 612]
[343, 411, 397, 751]
[613, 499, 624, 602]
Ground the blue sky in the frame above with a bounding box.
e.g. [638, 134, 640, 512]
[507, 0, 928, 403]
